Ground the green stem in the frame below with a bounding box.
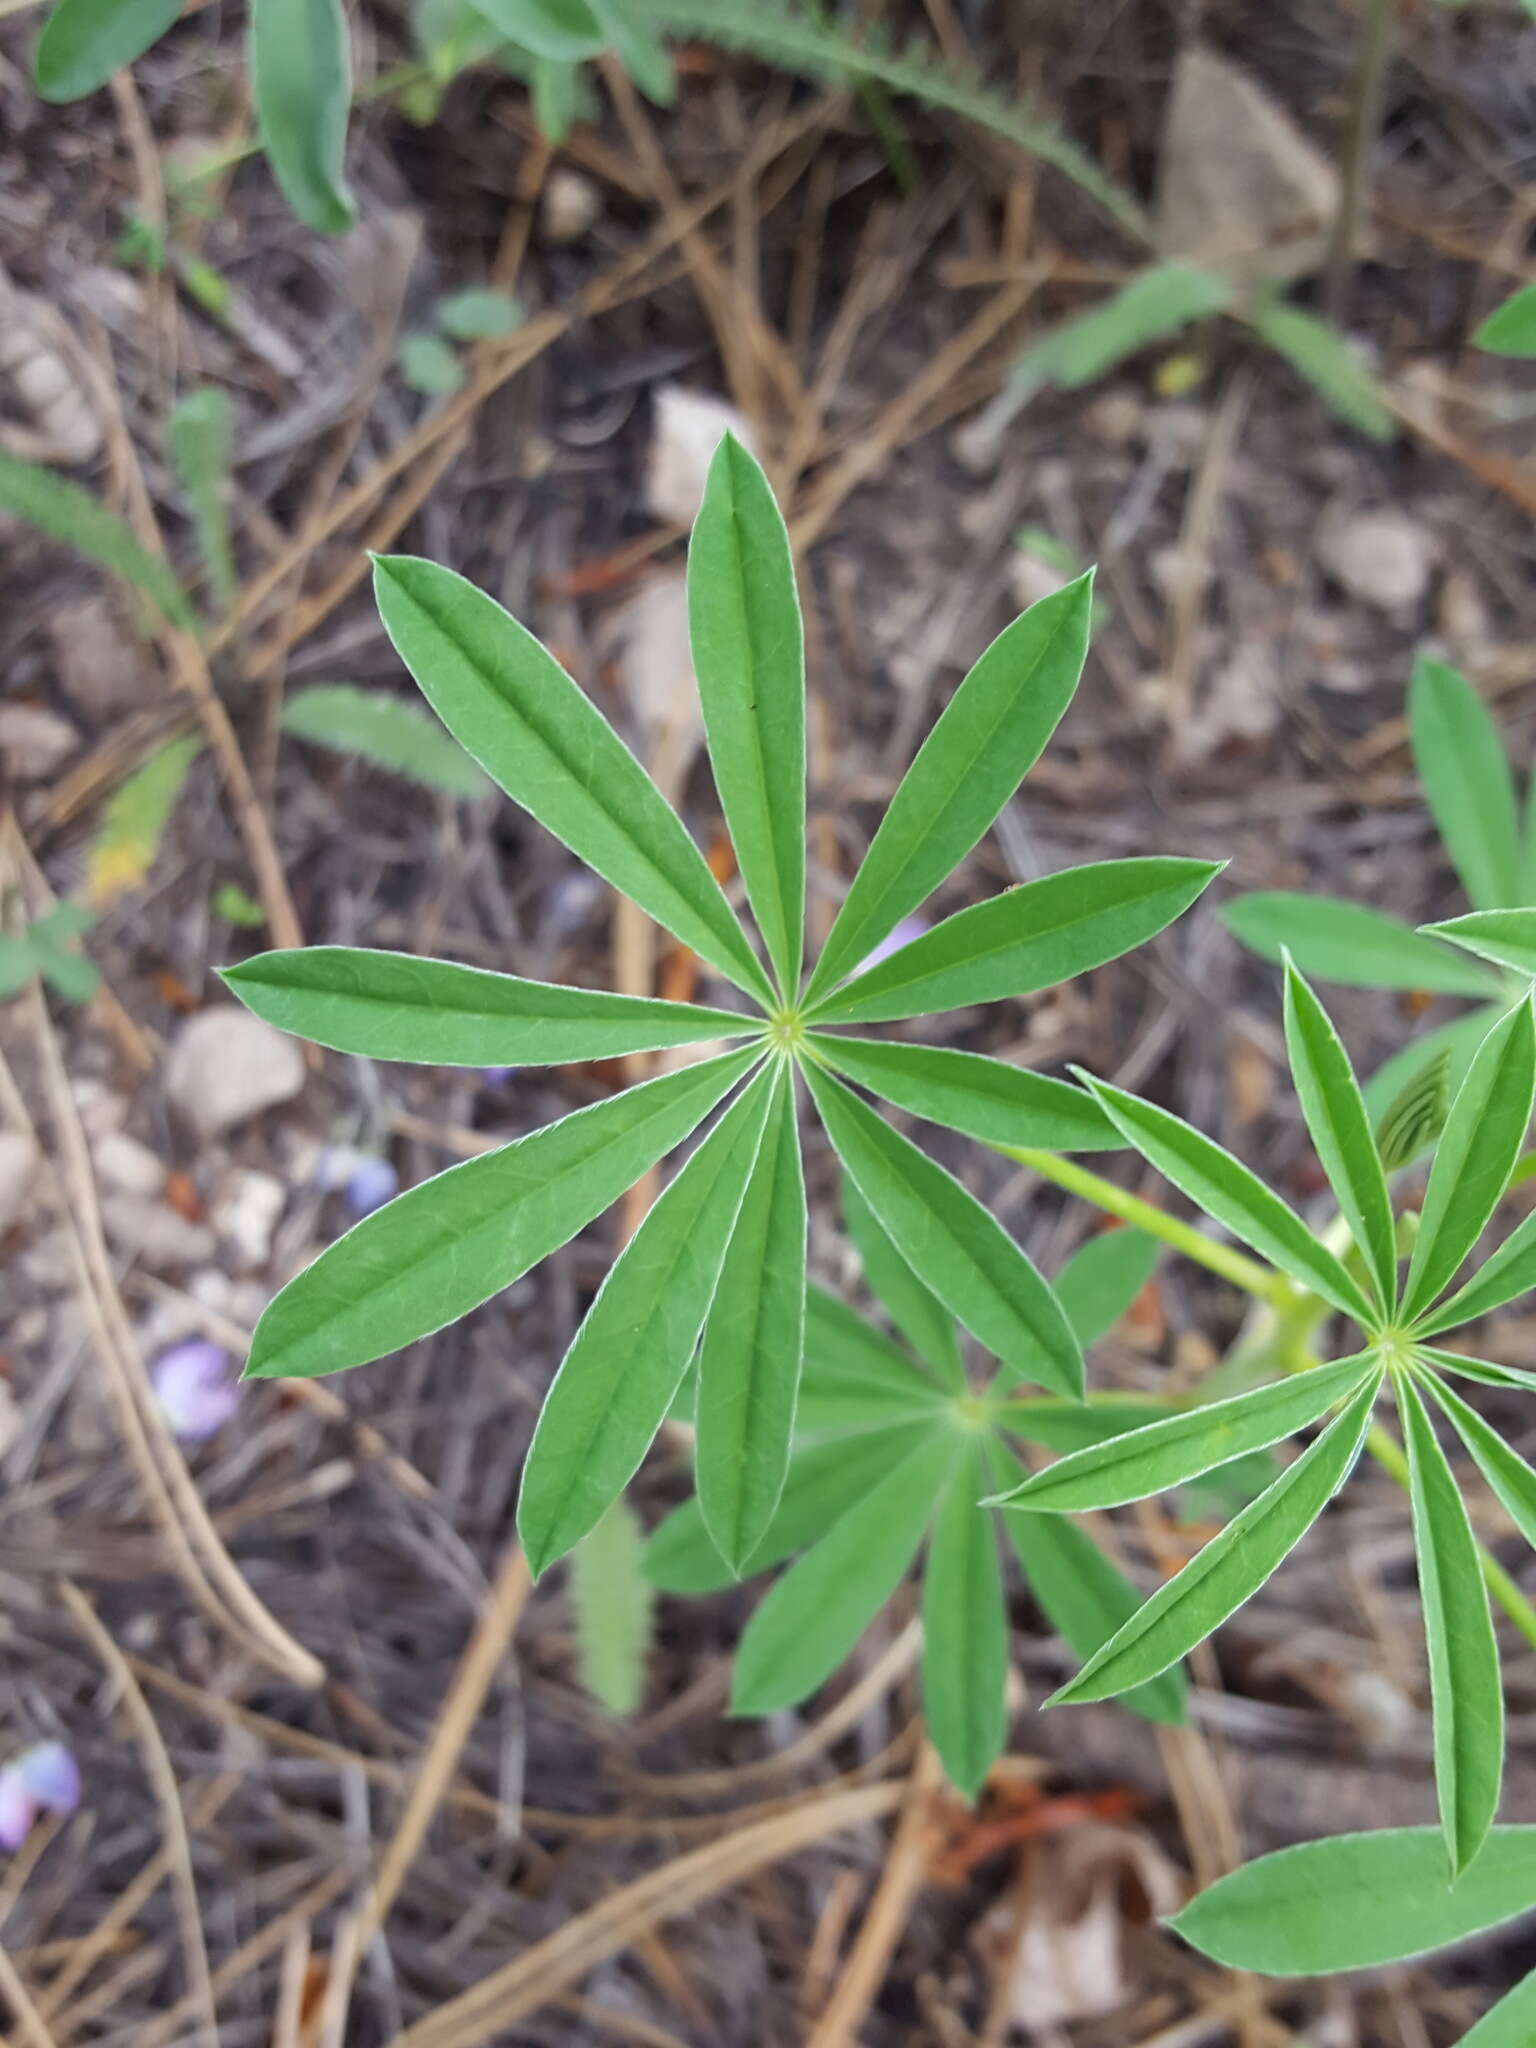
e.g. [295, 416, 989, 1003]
[1000, 1146, 1294, 1307]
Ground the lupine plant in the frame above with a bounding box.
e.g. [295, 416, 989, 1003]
[646, 1186, 1186, 1796]
[223, 433, 1218, 1583]
[1226, 656, 1536, 1113]
[989, 962, 1536, 1886]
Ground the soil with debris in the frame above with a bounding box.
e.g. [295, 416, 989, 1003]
[3, 3, 1536, 2042]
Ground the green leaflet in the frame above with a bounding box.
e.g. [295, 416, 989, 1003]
[1417, 1349, 1536, 1398]
[434, 288, 522, 341]
[1047, 1371, 1380, 1706]
[922, 1443, 1008, 1800]
[806, 1066, 1082, 1398]
[168, 387, 236, 613]
[1076, 1072, 1376, 1326]
[796, 1285, 949, 1435]
[1421, 1370, 1536, 1561]
[245, 1043, 761, 1380]
[1222, 892, 1497, 997]
[805, 1034, 1121, 1152]
[34, 0, 182, 98]
[592, 0, 673, 100]
[1170, 1825, 1536, 1973]
[1410, 657, 1522, 913]
[842, 1173, 963, 1390]
[1010, 264, 1229, 396]
[990, 1353, 1376, 1515]
[803, 575, 1092, 1006]
[281, 684, 493, 798]
[696, 1065, 807, 1572]
[1283, 963, 1396, 1313]
[373, 555, 773, 1006]
[1396, 1370, 1503, 1876]
[571, 1499, 653, 1715]
[1052, 1229, 1159, 1348]
[465, 0, 606, 56]
[1401, 999, 1536, 1325]
[0, 449, 195, 632]
[518, 1065, 776, 1575]
[645, 1420, 931, 1593]
[1245, 298, 1394, 441]
[688, 434, 805, 1000]
[808, 858, 1220, 1025]
[1462, 1971, 1536, 2047]
[990, 1442, 1185, 1725]
[1475, 284, 1536, 358]
[1422, 909, 1536, 984]
[248, 0, 357, 236]
[222, 946, 755, 1066]
[730, 1431, 955, 1713]
[1416, 1205, 1536, 1336]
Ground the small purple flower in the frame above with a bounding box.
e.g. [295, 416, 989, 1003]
[855, 914, 929, 977]
[152, 1340, 239, 1443]
[481, 1067, 519, 1087]
[316, 1145, 398, 1218]
[0, 1743, 81, 1852]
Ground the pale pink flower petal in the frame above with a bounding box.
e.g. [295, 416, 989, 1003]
[856, 914, 929, 977]
[152, 1340, 239, 1442]
[0, 1771, 36, 1853]
[15, 1743, 80, 1815]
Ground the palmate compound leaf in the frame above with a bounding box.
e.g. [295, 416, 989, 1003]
[1282, 962, 1397, 1314]
[1400, 996, 1536, 1326]
[1046, 1369, 1381, 1706]
[806, 858, 1221, 1025]
[1396, 1368, 1503, 1877]
[922, 1440, 1009, 1799]
[804, 1063, 1083, 1398]
[1074, 1072, 1377, 1326]
[801, 573, 1094, 1008]
[695, 1064, 807, 1573]
[730, 1429, 957, 1715]
[244, 1043, 763, 1382]
[988, 1352, 1378, 1516]
[372, 554, 775, 1007]
[518, 1062, 778, 1576]
[1170, 1824, 1536, 1974]
[688, 433, 805, 1001]
[223, 946, 756, 1066]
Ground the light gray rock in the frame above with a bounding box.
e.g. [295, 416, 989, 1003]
[164, 1006, 305, 1136]
[1318, 507, 1435, 612]
[1155, 46, 1341, 286]
[211, 1168, 287, 1270]
[0, 703, 77, 781]
[92, 1130, 167, 1197]
[99, 1192, 216, 1268]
